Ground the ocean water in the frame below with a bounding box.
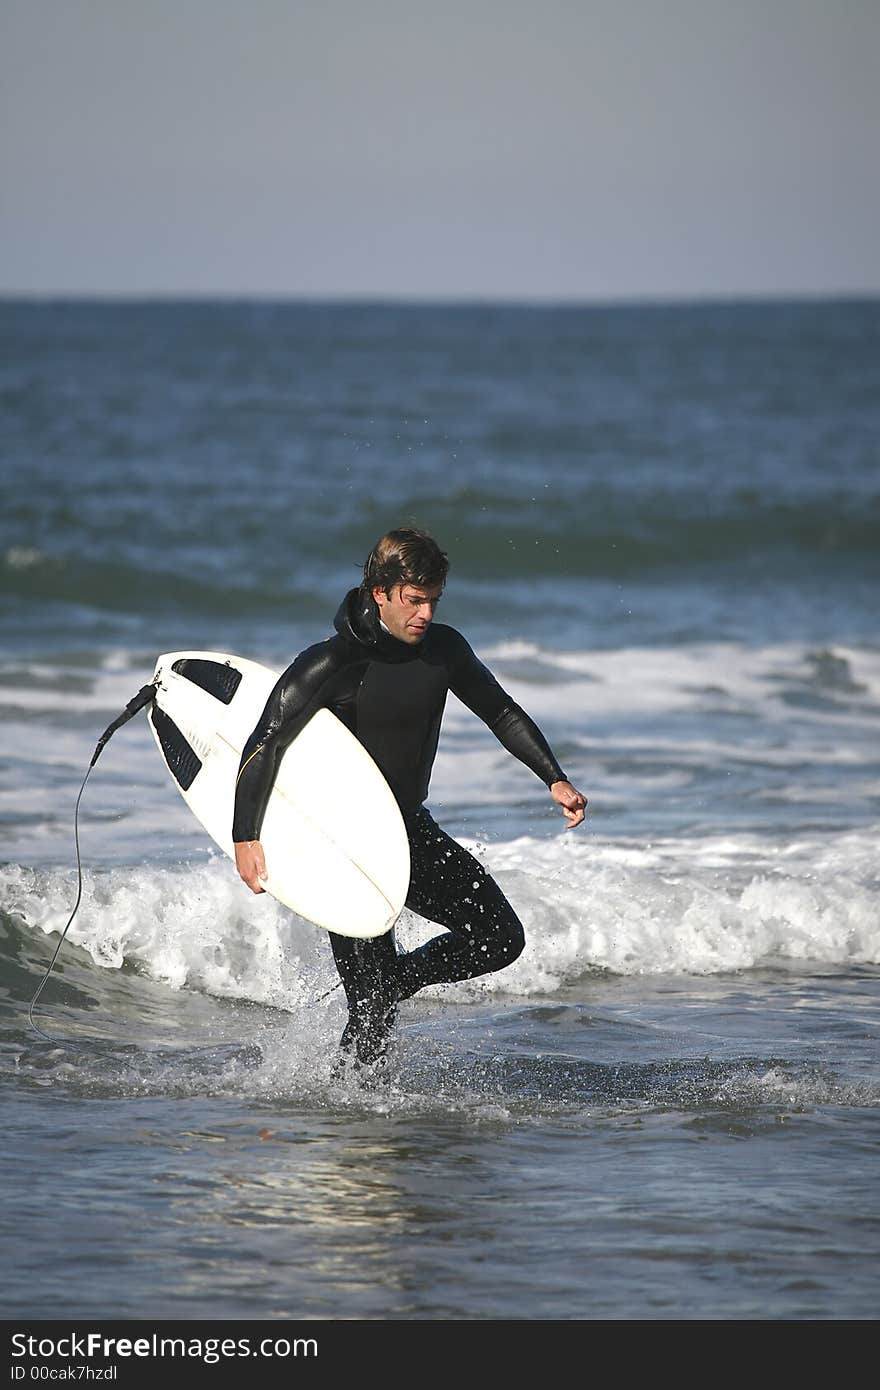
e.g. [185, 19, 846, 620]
[1, 298, 878, 1322]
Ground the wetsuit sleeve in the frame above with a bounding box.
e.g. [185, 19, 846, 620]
[232, 641, 344, 843]
[446, 631, 568, 788]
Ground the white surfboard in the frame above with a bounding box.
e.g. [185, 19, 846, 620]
[148, 651, 410, 939]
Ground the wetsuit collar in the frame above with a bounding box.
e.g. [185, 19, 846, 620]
[333, 587, 420, 662]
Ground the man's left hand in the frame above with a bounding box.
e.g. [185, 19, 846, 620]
[550, 780, 588, 829]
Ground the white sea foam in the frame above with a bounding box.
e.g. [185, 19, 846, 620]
[466, 640, 880, 766]
[3, 546, 46, 570]
[3, 822, 877, 1011]
[2, 858, 328, 1011]
[468, 828, 880, 986]
[481, 637, 880, 705]
[4, 639, 877, 723]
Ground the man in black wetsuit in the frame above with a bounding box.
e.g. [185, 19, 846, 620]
[232, 528, 587, 1065]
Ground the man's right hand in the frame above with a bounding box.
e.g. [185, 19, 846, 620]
[234, 839, 267, 894]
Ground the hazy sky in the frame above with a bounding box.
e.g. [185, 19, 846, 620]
[2, 0, 878, 299]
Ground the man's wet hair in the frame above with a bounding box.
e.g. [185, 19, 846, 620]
[363, 528, 449, 597]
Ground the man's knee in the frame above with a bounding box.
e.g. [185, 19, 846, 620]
[486, 911, 525, 970]
[506, 916, 526, 964]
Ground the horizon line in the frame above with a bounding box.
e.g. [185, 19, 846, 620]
[2, 287, 878, 310]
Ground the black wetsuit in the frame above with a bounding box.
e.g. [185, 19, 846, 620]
[233, 588, 568, 1059]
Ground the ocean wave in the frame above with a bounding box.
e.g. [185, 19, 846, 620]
[3, 489, 879, 623]
[0, 546, 322, 619]
[4, 636, 879, 724]
[475, 829, 880, 981]
[355, 493, 880, 576]
[3, 827, 877, 1016]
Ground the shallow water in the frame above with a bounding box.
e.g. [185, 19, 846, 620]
[4, 955, 878, 1320]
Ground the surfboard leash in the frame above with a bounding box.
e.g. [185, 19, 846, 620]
[27, 682, 159, 1045]
[28, 680, 342, 1045]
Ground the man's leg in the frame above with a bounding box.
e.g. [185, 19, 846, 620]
[328, 928, 399, 1065]
[327, 808, 524, 1063]
[394, 809, 525, 1000]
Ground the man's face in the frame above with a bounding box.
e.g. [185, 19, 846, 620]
[373, 582, 443, 644]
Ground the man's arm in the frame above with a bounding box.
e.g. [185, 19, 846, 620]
[232, 640, 347, 892]
[446, 630, 588, 828]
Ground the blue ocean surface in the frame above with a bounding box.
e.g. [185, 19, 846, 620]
[1, 298, 878, 1320]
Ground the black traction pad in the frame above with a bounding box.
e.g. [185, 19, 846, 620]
[151, 704, 203, 791]
[171, 658, 243, 705]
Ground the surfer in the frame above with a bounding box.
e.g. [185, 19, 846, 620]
[232, 528, 587, 1065]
